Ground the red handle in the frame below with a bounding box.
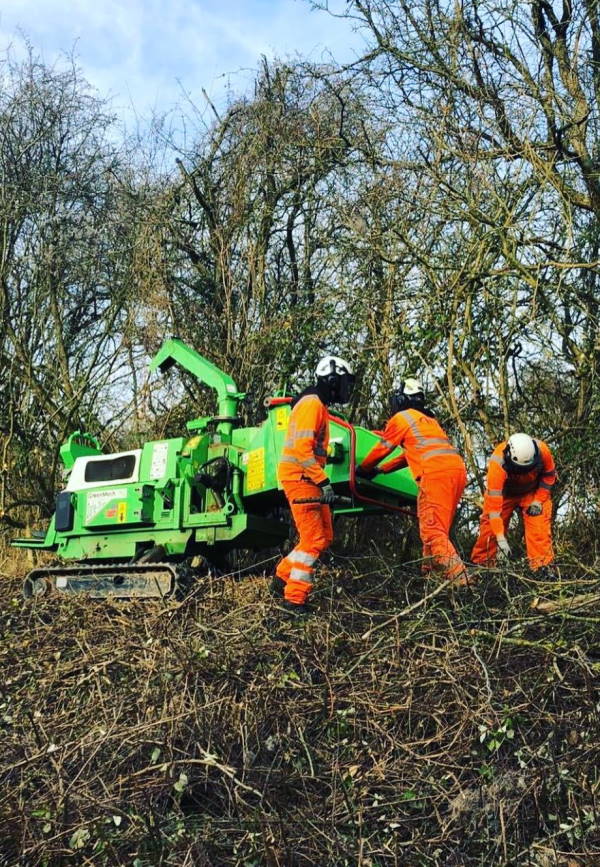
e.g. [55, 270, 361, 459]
[292, 496, 353, 505]
[330, 414, 417, 518]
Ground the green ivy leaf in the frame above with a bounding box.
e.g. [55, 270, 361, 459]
[69, 828, 90, 850]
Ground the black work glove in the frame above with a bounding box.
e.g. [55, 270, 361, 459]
[318, 480, 336, 504]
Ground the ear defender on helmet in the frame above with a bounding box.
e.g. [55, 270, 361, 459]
[503, 433, 541, 474]
[315, 355, 355, 404]
[390, 381, 409, 414]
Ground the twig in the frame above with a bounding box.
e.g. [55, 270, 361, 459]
[361, 580, 451, 640]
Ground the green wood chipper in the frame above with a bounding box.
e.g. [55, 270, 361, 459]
[13, 339, 417, 597]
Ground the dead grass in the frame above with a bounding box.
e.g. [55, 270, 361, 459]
[1, 558, 599, 866]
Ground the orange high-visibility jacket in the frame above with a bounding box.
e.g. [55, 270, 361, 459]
[278, 394, 329, 486]
[361, 408, 464, 480]
[482, 439, 556, 536]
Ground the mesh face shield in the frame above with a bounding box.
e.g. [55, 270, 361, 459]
[390, 389, 408, 414]
[408, 392, 425, 409]
[336, 371, 355, 405]
[317, 361, 354, 405]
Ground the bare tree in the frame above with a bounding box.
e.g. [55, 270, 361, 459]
[0, 50, 134, 527]
[134, 60, 386, 424]
[305, 0, 600, 532]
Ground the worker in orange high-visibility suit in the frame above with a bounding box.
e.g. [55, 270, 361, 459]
[471, 433, 556, 573]
[357, 379, 470, 585]
[274, 355, 355, 615]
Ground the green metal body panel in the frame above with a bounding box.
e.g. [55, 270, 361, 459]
[13, 342, 418, 568]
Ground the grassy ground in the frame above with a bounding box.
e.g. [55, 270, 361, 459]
[1, 557, 599, 866]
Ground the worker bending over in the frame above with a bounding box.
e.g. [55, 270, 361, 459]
[471, 433, 556, 574]
[274, 356, 355, 615]
[357, 379, 469, 585]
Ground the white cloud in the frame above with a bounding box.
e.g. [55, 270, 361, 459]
[0, 0, 365, 126]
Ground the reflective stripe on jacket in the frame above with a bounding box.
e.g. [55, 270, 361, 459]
[483, 439, 556, 536]
[360, 408, 464, 480]
[277, 394, 329, 485]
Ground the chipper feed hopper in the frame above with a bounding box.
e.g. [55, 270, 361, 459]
[13, 339, 418, 598]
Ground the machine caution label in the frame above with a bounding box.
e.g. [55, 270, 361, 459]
[117, 502, 127, 523]
[85, 488, 127, 524]
[150, 442, 169, 479]
[275, 407, 288, 431]
[246, 448, 265, 491]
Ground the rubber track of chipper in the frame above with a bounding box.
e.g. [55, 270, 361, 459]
[22, 562, 178, 599]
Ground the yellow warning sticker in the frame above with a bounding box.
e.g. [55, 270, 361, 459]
[117, 502, 127, 523]
[246, 448, 266, 491]
[275, 407, 289, 431]
[182, 435, 200, 455]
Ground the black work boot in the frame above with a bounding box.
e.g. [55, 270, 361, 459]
[270, 576, 286, 598]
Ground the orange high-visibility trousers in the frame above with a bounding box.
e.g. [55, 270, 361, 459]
[418, 467, 467, 581]
[276, 480, 334, 605]
[471, 491, 553, 570]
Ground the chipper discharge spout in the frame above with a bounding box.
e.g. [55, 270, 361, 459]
[13, 340, 418, 598]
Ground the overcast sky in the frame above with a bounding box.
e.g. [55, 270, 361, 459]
[0, 0, 365, 126]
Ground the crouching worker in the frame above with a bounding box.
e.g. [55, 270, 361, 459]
[273, 356, 355, 615]
[357, 379, 470, 586]
[471, 433, 556, 574]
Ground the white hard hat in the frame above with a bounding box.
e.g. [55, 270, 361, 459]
[505, 433, 538, 468]
[403, 377, 424, 396]
[390, 377, 425, 414]
[315, 356, 353, 378]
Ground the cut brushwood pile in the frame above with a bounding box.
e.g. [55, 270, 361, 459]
[1, 562, 599, 866]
